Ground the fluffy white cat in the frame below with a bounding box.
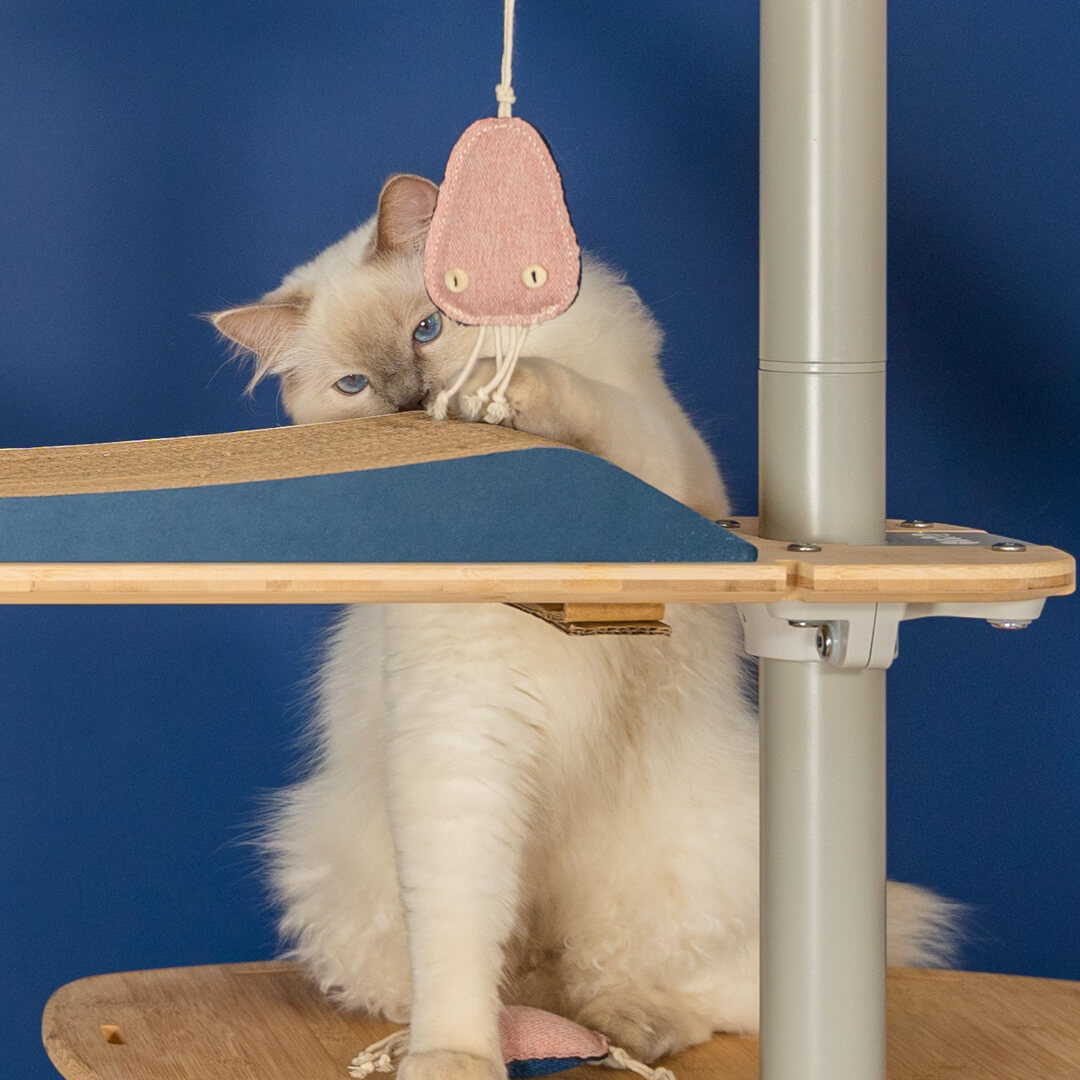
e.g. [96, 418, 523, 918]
[213, 175, 957, 1080]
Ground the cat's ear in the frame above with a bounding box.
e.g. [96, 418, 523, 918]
[207, 292, 309, 389]
[209, 299, 306, 355]
[376, 174, 439, 255]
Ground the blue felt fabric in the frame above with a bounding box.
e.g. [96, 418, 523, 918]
[0, 448, 755, 564]
[506, 1057, 609, 1079]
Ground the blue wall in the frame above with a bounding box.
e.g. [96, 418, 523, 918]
[1, 3, 1077, 1077]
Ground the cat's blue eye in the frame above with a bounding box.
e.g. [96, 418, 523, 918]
[334, 374, 370, 395]
[413, 312, 443, 344]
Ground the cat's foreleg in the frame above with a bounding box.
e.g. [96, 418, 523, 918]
[386, 691, 540, 1080]
[433, 356, 729, 520]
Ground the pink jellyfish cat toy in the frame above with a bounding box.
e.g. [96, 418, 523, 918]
[426, 0, 581, 424]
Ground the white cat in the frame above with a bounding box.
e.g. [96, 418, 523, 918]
[213, 175, 957, 1080]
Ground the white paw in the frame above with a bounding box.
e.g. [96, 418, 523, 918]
[397, 1050, 506, 1080]
[574, 990, 717, 1062]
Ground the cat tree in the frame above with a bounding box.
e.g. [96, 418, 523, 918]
[27, 2, 1080, 1079]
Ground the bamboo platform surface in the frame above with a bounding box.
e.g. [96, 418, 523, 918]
[0, 415, 1072, 605]
[42, 961, 1080, 1080]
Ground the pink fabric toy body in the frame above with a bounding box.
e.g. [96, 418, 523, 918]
[349, 1006, 676, 1080]
[499, 1006, 608, 1077]
[423, 115, 582, 424]
[425, 117, 580, 327]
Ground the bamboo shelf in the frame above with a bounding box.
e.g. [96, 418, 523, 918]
[42, 962, 1080, 1080]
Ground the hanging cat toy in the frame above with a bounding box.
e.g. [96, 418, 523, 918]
[353, 4, 673, 1079]
[426, 0, 581, 425]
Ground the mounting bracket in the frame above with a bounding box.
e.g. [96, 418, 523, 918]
[737, 597, 1047, 670]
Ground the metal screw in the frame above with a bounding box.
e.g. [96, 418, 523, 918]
[899, 519, 935, 528]
[815, 625, 834, 659]
[988, 620, 1032, 630]
[715, 519, 741, 529]
[787, 542, 822, 552]
[992, 540, 1027, 552]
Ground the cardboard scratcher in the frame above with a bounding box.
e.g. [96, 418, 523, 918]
[509, 603, 671, 636]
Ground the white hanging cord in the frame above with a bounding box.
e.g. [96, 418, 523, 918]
[495, 0, 517, 117]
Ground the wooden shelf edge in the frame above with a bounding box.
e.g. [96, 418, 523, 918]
[0, 519, 1070, 607]
[0, 562, 788, 605]
[41, 962, 1080, 1080]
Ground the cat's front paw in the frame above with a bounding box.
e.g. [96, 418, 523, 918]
[573, 990, 717, 1063]
[397, 1050, 506, 1080]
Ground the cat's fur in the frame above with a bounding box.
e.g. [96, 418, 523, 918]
[213, 175, 958, 1080]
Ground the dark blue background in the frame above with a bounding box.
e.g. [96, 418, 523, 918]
[1, 3, 1076, 1078]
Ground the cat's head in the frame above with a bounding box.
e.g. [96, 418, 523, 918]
[210, 174, 473, 424]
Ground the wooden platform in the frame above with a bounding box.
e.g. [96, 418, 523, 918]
[42, 962, 1080, 1080]
[0, 415, 1072, 606]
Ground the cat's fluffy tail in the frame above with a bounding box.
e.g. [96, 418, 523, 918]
[885, 881, 965, 967]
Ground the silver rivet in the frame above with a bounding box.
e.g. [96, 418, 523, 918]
[900, 519, 935, 528]
[715, 519, 741, 529]
[787, 542, 822, 552]
[815, 625, 834, 659]
[988, 620, 1032, 630]
[992, 541, 1027, 552]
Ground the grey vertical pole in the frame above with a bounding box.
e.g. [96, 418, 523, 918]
[758, 3, 888, 1080]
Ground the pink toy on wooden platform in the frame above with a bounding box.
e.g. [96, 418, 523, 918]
[349, 1005, 675, 1080]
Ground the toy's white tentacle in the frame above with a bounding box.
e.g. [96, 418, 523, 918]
[484, 325, 529, 424]
[604, 1045, 677, 1080]
[348, 1029, 410, 1078]
[431, 325, 488, 421]
[463, 325, 503, 418]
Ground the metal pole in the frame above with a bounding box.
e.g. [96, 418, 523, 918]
[758, 4, 887, 1080]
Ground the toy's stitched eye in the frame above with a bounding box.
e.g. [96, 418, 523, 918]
[413, 312, 443, 344]
[522, 264, 548, 288]
[444, 268, 469, 292]
[334, 374, 370, 395]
